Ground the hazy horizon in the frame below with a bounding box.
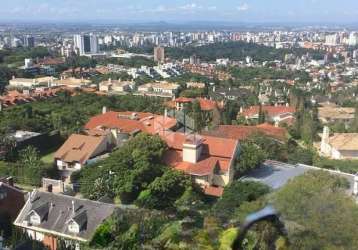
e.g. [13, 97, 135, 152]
[1, 0, 358, 24]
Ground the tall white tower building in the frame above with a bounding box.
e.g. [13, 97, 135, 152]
[73, 34, 99, 55]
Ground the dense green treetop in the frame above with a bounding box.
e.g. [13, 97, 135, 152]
[165, 41, 323, 62]
[274, 171, 357, 249]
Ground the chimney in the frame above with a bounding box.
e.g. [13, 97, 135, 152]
[286, 102, 289, 107]
[102, 106, 107, 114]
[12, 75, 15, 80]
[108, 78, 112, 83]
[354, 175, 358, 196]
[322, 126, 330, 143]
[240, 107, 243, 113]
[183, 135, 203, 164]
[6, 177, 14, 187]
[320, 126, 330, 156]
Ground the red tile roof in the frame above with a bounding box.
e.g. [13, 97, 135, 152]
[160, 131, 237, 159]
[175, 97, 192, 103]
[0, 88, 62, 108]
[242, 105, 295, 118]
[160, 131, 238, 176]
[202, 123, 288, 141]
[204, 186, 224, 197]
[84, 111, 177, 135]
[166, 97, 223, 111]
[54, 134, 107, 164]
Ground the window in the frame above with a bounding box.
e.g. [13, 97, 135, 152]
[30, 213, 41, 225]
[68, 221, 80, 234]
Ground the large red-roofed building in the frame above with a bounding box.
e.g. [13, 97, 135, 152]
[240, 105, 296, 126]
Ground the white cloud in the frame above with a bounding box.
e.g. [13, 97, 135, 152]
[180, 3, 200, 10]
[237, 3, 250, 11]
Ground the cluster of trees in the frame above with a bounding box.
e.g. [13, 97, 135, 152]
[237, 132, 316, 174]
[0, 146, 57, 186]
[0, 92, 165, 136]
[289, 91, 321, 145]
[0, 47, 50, 66]
[0, 66, 16, 94]
[165, 41, 323, 62]
[64, 56, 97, 71]
[230, 67, 311, 83]
[0, 92, 166, 187]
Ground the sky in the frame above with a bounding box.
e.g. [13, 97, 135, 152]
[1, 0, 358, 23]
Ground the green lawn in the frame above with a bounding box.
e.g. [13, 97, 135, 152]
[41, 152, 55, 164]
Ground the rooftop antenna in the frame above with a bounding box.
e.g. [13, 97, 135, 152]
[72, 200, 75, 215]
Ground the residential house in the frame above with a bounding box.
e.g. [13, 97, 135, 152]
[9, 76, 56, 88]
[240, 105, 296, 126]
[0, 88, 60, 109]
[14, 191, 117, 250]
[202, 123, 288, 142]
[99, 78, 135, 93]
[209, 86, 252, 101]
[54, 133, 112, 181]
[54, 77, 92, 89]
[84, 111, 177, 136]
[318, 106, 355, 125]
[137, 81, 180, 98]
[166, 97, 224, 112]
[161, 132, 239, 197]
[0, 177, 26, 221]
[320, 126, 358, 160]
[186, 82, 206, 89]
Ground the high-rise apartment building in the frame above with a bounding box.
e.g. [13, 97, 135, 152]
[23, 35, 35, 48]
[154, 46, 165, 63]
[325, 34, 339, 46]
[349, 32, 358, 46]
[73, 34, 99, 55]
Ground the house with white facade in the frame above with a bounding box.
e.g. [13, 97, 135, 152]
[137, 81, 180, 97]
[54, 133, 111, 181]
[14, 191, 116, 250]
[99, 78, 135, 93]
[320, 126, 358, 160]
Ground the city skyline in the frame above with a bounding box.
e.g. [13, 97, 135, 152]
[1, 0, 358, 24]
